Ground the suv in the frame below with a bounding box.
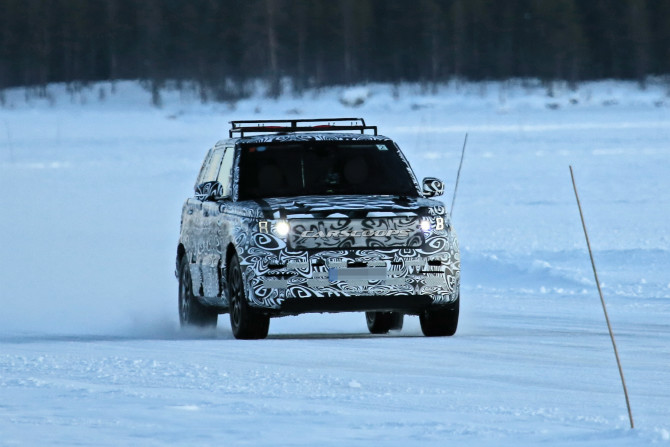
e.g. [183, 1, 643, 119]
[176, 118, 460, 339]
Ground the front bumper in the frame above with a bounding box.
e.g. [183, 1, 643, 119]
[242, 251, 460, 314]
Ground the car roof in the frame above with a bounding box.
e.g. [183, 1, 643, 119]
[215, 132, 392, 147]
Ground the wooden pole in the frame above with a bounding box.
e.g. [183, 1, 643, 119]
[450, 133, 468, 215]
[569, 165, 634, 429]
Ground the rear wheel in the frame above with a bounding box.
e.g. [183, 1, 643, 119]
[419, 296, 459, 337]
[178, 256, 218, 328]
[228, 255, 270, 339]
[366, 312, 404, 334]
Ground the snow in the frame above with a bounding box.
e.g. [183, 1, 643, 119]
[1, 79, 670, 446]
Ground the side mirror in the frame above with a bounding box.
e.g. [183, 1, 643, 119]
[422, 177, 445, 197]
[195, 181, 224, 201]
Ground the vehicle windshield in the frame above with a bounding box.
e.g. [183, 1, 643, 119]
[237, 141, 419, 200]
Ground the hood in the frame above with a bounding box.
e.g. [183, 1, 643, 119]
[248, 194, 445, 219]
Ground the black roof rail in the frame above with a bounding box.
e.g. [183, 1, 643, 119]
[229, 118, 378, 138]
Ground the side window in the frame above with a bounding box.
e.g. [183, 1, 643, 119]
[201, 148, 225, 183]
[216, 147, 235, 197]
[195, 149, 214, 186]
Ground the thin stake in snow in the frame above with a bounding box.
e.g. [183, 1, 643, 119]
[569, 165, 634, 430]
[450, 133, 468, 215]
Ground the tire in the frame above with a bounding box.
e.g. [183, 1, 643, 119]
[366, 312, 404, 334]
[228, 255, 270, 340]
[178, 256, 218, 328]
[419, 296, 459, 337]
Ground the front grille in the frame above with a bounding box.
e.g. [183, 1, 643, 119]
[288, 217, 423, 250]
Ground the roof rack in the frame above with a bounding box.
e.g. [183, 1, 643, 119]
[229, 118, 377, 138]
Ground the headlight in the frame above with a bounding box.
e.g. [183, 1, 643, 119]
[421, 216, 447, 234]
[258, 219, 290, 237]
[274, 220, 290, 237]
[420, 218, 432, 233]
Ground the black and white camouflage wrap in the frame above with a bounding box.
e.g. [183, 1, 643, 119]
[178, 133, 460, 314]
[422, 177, 445, 198]
[194, 181, 224, 201]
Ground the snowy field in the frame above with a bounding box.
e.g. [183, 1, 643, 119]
[1, 80, 669, 446]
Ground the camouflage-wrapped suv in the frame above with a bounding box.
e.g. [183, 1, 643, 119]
[176, 118, 460, 339]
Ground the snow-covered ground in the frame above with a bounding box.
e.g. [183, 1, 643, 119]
[1, 80, 669, 446]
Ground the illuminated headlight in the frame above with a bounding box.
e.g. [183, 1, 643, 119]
[258, 219, 290, 237]
[275, 220, 290, 237]
[420, 218, 432, 233]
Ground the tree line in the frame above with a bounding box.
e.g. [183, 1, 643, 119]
[1, 0, 669, 99]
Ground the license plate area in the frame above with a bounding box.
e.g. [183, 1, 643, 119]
[328, 267, 387, 282]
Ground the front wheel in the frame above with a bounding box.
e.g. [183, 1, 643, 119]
[228, 255, 270, 340]
[419, 297, 459, 337]
[178, 256, 218, 328]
